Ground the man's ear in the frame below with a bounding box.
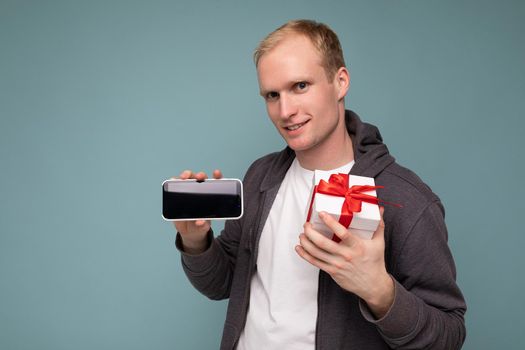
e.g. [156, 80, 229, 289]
[335, 67, 350, 100]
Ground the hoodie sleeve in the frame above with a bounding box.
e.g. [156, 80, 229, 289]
[175, 216, 243, 301]
[360, 201, 467, 349]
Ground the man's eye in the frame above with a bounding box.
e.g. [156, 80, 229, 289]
[295, 82, 309, 91]
[266, 92, 279, 100]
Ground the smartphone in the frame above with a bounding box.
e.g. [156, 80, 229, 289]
[162, 178, 243, 221]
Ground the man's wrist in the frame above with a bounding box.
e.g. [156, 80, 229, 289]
[364, 273, 395, 319]
[182, 240, 208, 255]
[179, 231, 212, 255]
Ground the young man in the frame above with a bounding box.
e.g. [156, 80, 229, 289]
[174, 20, 466, 349]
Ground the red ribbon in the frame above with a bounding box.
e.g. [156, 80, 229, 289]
[309, 173, 401, 242]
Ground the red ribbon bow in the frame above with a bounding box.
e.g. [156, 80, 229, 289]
[308, 173, 401, 242]
[317, 173, 382, 229]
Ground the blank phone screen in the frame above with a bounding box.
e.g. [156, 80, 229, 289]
[162, 180, 243, 220]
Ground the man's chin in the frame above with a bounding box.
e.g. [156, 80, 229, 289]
[286, 141, 312, 153]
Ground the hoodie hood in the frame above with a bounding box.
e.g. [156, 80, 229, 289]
[345, 110, 396, 178]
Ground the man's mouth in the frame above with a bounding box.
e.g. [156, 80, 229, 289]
[285, 121, 308, 131]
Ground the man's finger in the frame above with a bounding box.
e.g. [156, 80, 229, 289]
[177, 170, 221, 181]
[303, 222, 342, 254]
[295, 245, 334, 274]
[179, 170, 193, 179]
[213, 169, 223, 179]
[195, 171, 208, 181]
[298, 233, 335, 264]
[195, 220, 208, 227]
[372, 206, 385, 241]
[319, 211, 356, 245]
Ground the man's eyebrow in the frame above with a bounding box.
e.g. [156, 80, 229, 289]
[259, 89, 273, 97]
[292, 76, 313, 83]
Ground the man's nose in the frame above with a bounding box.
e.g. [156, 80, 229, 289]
[278, 94, 298, 119]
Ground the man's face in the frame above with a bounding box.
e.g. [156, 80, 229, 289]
[257, 34, 346, 154]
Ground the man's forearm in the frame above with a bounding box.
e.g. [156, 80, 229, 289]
[360, 279, 466, 350]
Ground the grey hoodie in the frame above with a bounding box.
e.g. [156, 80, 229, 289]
[176, 110, 466, 349]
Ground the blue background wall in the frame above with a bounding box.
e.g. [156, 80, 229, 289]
[1, 0, 523, 349]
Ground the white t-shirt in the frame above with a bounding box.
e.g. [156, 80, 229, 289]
[236, 158, 354, 350]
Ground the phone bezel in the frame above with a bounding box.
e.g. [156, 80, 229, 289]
[161, 178, 244, 221]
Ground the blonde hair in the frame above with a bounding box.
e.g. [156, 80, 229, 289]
[254, 19, 346, 80]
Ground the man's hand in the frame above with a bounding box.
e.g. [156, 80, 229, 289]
[172, 169, 223, 255]
[295, 208, 394, 319]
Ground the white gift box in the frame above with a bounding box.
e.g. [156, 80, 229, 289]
[308, 171, 380, 240]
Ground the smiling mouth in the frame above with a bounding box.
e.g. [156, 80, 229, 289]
[285, 121, 308, 131]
